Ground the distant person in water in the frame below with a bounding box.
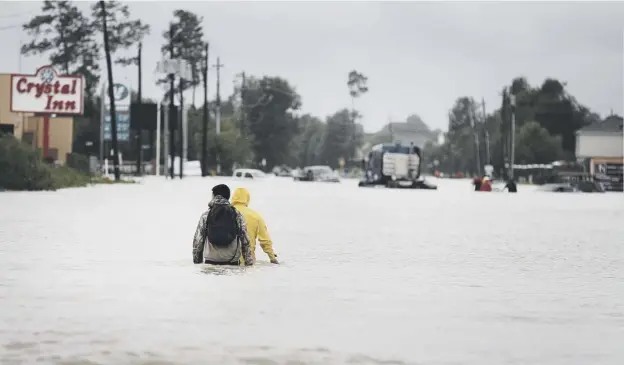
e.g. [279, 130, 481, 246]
[472, 176, 482, 191]
[480, 176, 493, 192]
[192, 184, 254, 266]
[504, 178, 517, 193]
[232, 187, 279, 265]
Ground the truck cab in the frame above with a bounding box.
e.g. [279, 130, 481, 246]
[359, 143, 436, 189]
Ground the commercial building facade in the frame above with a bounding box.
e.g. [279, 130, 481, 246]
[0, 68, 79, 164]
[576, 115, 623, 191]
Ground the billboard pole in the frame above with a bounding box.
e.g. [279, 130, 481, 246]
[99, 83, 105, 165]
[168, 24, 176, 180]
[179, 75, 184, 179]
[42, 115, 50, 158]
[155, 103, 161, 176]
[135, 42, 143, 176]
[100, 0, 120, 181]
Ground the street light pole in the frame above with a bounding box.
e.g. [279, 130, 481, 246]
[510, 93, 516, 179]
[240, 71, 246, 136]
[482, 98, 491, 165]
[213, 57, 224, 175]
[168, 24, 176, 180]
[471, 104, 481, 177]
[201, 42, 209, 177]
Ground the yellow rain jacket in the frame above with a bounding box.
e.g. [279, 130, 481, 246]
[232, 188, 277, 264]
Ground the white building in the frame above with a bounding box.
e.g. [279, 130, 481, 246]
[575, 115, 623, 191]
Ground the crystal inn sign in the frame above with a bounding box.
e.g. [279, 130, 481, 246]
[11, 65, 84, 114]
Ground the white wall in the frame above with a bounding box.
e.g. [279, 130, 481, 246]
[576, 133, 623, 158]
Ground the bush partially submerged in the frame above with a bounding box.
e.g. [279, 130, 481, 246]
[0, 134, 89, 191]
[49, 165, 91, 189]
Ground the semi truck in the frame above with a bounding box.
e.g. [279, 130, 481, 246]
[358, 143, 437, 189]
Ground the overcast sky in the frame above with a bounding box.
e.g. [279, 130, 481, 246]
[1, 1, 622, 132]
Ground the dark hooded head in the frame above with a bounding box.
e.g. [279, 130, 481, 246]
[212, 184, 231, 200]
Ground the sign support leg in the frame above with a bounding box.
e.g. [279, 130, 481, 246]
[43, 114, 50, 159]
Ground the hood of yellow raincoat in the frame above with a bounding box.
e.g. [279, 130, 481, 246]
[232, 188, 250, 207]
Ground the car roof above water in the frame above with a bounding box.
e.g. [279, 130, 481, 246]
[233, 169, 266, 176]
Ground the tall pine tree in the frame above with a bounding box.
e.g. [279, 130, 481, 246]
[90, 1, 149, 67]
[159, 10, 205, 104]
[22, 0, 100, 100]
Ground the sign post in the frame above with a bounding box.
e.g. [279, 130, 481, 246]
[155, 57, 191, 179]
[100, 81, 131, 163]
[10, 65, 84, 159]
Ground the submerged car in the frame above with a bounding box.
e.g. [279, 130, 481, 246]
[232, 169, 267, 179]
[272, 165, 293, 177]
[293, 165, 340, 183]
[537, 181, 604, 193]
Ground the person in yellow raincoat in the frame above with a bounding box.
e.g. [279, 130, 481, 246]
[231, 188, 279, 264]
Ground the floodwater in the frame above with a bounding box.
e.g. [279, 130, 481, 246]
[1, 176, 623, 365]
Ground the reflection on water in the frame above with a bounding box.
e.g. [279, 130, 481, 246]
[1, 177, 623, 364]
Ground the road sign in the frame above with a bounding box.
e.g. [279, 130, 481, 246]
[104, 82, 130, 111]
[104, 111, 130, 141]
[156, 57, 192, 79]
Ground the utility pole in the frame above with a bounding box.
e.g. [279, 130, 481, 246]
[213, 57, 224, 174]
[201, 42, 209, 177]
[500, 88, 509, 181]
[240, 71, 246, 135]
[179, 75, 184, 179]
[168, 24, 176, 179]
[100, 0, 120, 181]
[482, 98, 490, 165]
[471, 104, 481, 177]
[135, 42, 142, 176]
[510, 93, 517, 179]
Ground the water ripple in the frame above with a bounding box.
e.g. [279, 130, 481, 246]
[1, 177, 623, 365]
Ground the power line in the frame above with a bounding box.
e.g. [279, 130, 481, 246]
[0, 10, 36, 20]
[0, 24, 21, 31]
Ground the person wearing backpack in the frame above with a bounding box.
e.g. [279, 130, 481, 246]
[192, 184, 254, 266]
[231, 187, 279, 265]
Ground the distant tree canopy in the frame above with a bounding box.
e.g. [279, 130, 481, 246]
[21, 0, 149, 159]
[425, 76, 603, 177]
[158, 9, 205, 103]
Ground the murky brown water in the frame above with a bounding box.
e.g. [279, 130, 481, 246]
[1, 177, 623, 364]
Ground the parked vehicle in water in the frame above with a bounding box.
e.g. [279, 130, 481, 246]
[233, 169, 267, 179]
[537, 181, 605, 193]
[293, 165, 340, 183]
[272, 165, 293, 177]
[358, 143, 437, 189]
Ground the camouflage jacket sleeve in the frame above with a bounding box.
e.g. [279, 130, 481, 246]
[235, 210, 254, 265]
[192, 212, 208, 264]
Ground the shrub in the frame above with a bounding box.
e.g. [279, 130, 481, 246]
[50, 165, 91, 190]
[66, 153, 91, 175]
[0, 134, 55, 190]
[0, 134, 91, 191]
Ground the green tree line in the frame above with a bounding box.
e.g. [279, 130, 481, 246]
[423, 77, 607, 177]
